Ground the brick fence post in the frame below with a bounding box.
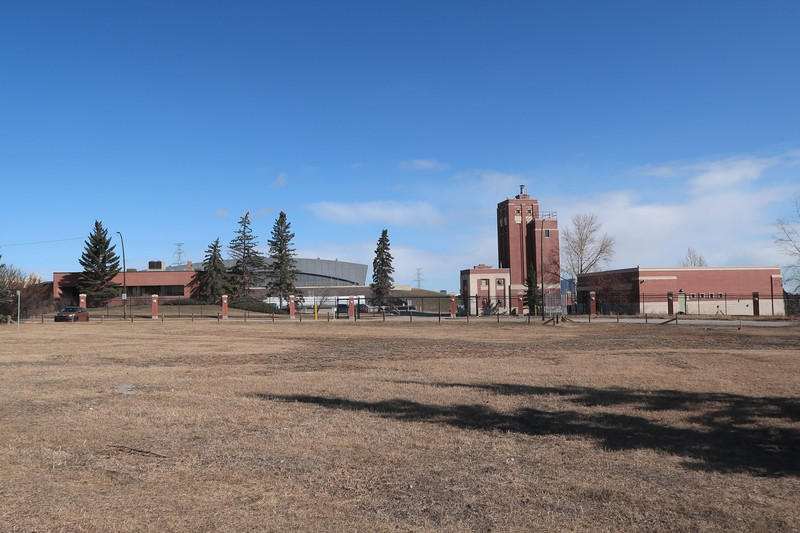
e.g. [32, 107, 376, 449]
[589, 291, 596, 316]
[221, 295, 228, 319]
[151, 294, 158, 319]
[289, 295, 296, 319]
[450, 294, 456, 319]
[79, 294, 87, 309]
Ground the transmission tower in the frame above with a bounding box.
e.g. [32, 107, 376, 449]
[414, 268, 425, 289]
[173, 243, 186, 266]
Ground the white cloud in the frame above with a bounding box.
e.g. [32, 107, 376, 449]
[687, 156, 778, 193]
[400, 158, 450, 170]
[453, 170, 528, 201]
[305, 150, 797, 291]
[637, 155, 781, 193]
[637, 164, 681, 178]
[558, 152, 796, 270]
[271, 172, 288, 187]
[309, 200, 444, 226]
[252, 207, 271, 219]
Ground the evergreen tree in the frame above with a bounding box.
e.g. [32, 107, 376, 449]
[370, 229, 394, 306]
[198, 238, 235, 302]
[523, 264, 541, 316]
[228, 212, 267, 296]
[265, 211, 301, 307]
[0, 255, 10, 312]
[78, 220, 121, 306]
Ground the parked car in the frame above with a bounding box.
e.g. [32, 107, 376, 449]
[54, 306, 89, 322]
[356, 304, 370, 314]
[335, 303, 351, 318]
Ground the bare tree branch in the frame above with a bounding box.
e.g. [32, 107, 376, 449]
[677, 247, 707, 267]
[561, 213, 616, 280]
[774, 199, 800, 291]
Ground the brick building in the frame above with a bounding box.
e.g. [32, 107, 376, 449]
[53, 258, 368, 305]
[577, 266, 785, 316]
[53, 266, 200, 303]
[461, 185, 560, 315]
[459, 264, 511, 315]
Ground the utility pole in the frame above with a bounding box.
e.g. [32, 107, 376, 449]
[116, 231, 127, 319]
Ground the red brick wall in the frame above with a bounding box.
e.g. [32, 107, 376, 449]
[53, 270, 200, 300]
[497, 193, 560, 290]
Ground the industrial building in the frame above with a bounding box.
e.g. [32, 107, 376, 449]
[577, 266, 785, 316]
[53, 257, 367, 303]
[460, 185, 561, 315]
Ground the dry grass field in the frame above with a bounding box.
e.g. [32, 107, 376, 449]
[1, 319, 798, 532]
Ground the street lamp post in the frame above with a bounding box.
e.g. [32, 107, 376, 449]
[540, 218, 545, 321]
[116, 231, 127, 319]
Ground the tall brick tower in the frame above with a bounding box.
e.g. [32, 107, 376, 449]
[497, 185, 560, 307]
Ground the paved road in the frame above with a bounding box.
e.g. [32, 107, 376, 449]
[353, 314, 797, 328]
[567, 316, 796, 328]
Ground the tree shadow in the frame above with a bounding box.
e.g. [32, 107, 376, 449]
[256, 383, 800, 477]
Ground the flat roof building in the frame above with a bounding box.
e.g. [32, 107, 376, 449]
[577, 266, 784, 316]
[54, 257, 367, 303]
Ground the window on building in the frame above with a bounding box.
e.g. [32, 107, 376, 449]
[690, 293, 696, 299]
[699, 293, 705, 299]
[544, 230, 550, 238]
[481, 279, 488, 287]
[497, 279, 504, 286]
[708, 293, 714, 299]
[718, 293, 724, 299]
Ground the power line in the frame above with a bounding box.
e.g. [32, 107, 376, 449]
[0, 237, 83, 247]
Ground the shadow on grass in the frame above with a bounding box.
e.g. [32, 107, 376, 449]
[257, 382, 800, 477]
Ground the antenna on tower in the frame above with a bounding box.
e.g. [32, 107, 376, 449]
[173, 243, 185, 266]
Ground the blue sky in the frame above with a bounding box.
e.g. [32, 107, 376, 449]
[2, 1, 799, 292]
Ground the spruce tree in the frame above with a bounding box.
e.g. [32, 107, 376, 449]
[523, 264, 541, 316]
[266, 211, 301, 308]
[228, 212, 267, 296]
[199, 238, 235, 302]
[370, 229, 394, 306]
[78, 220, 121, 306]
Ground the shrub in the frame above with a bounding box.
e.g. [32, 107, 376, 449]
[229, 296, 287, 314]
[162, 298, 203, 306]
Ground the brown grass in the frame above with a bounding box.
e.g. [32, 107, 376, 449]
[1, 319, 799, 532]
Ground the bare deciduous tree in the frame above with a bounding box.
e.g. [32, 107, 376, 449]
[774, 199, 800, 291]
[561, 213, 616, 280]
[678, 247, 707, 267]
